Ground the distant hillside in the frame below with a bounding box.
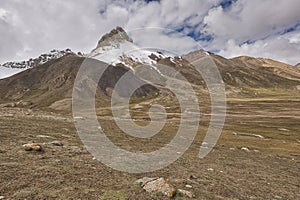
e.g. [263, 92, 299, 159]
[211, 55, 300, 88]
[0, 55, 158, 107]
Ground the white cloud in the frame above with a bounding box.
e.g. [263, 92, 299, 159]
[128, 28, 200, 55]
[218, 31, 300, 65]
[203, 0, 300, 42]
[0, 0, 299, 65]
[202, 0, 300, 65]
[0, 0, 105, 62]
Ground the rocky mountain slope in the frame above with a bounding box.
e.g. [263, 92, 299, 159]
[0, 49, 80, 79]
[211, 54, 300, 89]
[0, 55, 158, 108]
[0, 49, 78, 69]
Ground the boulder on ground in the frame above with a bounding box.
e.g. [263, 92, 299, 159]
[137, 177, 176, 198]
[23, 143, 42, 151]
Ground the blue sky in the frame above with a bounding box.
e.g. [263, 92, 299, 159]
[0, 0, 299, 65]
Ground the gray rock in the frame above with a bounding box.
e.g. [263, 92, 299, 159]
[189, 175, 198, 180]
[241, 147, 250, 152]
[49, 141, 63, 146]
[96, 26, 133, 48]
[135, 177, 158, 187]
[138, 177, 176, 198]
[37, 135, 55, 139]
[178, 189, 194, 198]
[233, 132, 264, 139]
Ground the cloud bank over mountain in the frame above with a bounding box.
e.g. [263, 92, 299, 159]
[0, 0, 299, 65]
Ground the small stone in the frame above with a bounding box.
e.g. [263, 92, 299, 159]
[185, 184, 193, 188]
[0, 196, 4, 200]
[241, 147, 250, 152]
[135, 177, 158, 187]
[178, 189, 194, 198]
[24, 101, 33, 106]
[274, 195, 282, 199]
[278, 128, 289, 131]
[233, 132, 264, 139]
[36, 135, 54, 139]
[49, 141, 63, 146]
[142, 177, 176, 198]
[189, 175, 198, 179]
[207, 168, 214, 171]
[17, 101, 32, 107]
[23, 143, 42, 151]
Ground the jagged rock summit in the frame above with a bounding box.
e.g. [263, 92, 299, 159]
[89, 26, 171, 68]
[96, 26, 133, 48]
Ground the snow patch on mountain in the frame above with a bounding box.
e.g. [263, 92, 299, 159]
[1, 49, 77, 70]
[90, 41, 157, 65]
[0, 49, 79, 79]
[89, 40, 174, 77]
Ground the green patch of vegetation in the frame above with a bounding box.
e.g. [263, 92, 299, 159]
[99, 190, 127, 200]
[228, 87, 300, 101]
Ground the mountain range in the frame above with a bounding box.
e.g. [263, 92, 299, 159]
[0, 26, 299, 109]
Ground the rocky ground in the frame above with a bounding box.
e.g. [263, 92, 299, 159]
[0, 90, 300, 199]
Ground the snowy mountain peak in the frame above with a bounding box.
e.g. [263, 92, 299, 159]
[96, 26, 133, 49]
[89, 27, 174, 71]
[1, 49, 77, 69]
